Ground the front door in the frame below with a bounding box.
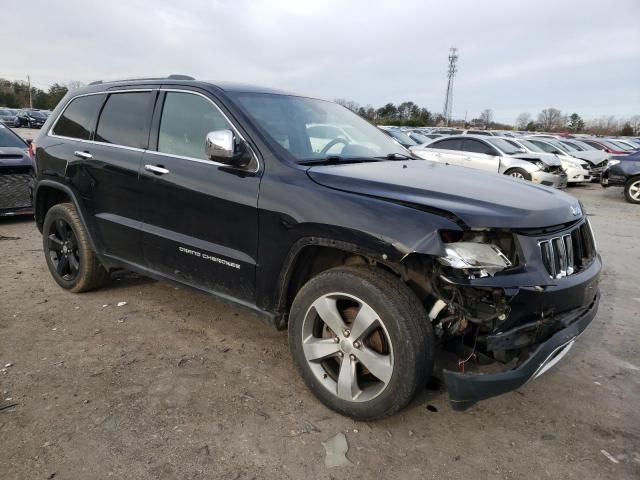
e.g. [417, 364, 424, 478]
[139, 89, 261, 302]
[460, 138, 501, 172]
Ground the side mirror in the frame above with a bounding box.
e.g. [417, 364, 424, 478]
[205, 130, 252, 167]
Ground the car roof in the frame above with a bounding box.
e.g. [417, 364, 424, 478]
[78, 76, 302, 98]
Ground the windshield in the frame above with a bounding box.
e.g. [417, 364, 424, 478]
[570, 140, 596, 151]
[409, 132, 430, 144]
[0, 126, 28, 148]
[545, 139, 571, 153]
[29, 111, 46, 118]
[518, 139, 546, 153]
[387, 129, 418, 146]
[611, 140, 635, 151]
[560, 140, 582, 151]
[0, 110, 11, 116]
[486, 138, 523, 155]
[232, 93, 407, 162]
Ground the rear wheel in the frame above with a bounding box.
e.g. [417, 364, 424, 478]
[505, 168, 532, 181]
[43, 203, 109, 292]
[624, 176, 640, 204]
[288, 266, 434, 420]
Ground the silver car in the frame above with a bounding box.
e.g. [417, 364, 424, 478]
[411, 135, 567, 188]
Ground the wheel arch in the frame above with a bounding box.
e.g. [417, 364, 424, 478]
[272, 237, 437, 329]
[34, 181, 99, 252]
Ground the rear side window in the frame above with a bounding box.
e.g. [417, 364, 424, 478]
[583, 141, 605, 150]
[53, 94, 104, 140]
[157, 92, 232, 160]
[95, 92, 153, 148]
[431, 138, 462, 151]
[462, 139, 494, 154]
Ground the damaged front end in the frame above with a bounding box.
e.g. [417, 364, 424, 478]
[421, 219, 601, 410]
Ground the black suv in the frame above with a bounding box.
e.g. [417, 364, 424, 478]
[32, 76, 601, 419]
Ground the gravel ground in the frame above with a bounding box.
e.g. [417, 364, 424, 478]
[1, 139, 639, 479]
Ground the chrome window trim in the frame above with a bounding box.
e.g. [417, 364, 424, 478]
[48, 89, 153, 140]
[47, 88, 260, 173]
[155, 88, 260, 173]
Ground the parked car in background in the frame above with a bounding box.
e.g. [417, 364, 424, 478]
[406, 131, 433, 144]
[509, 138, 590, 184]
[601, 150, 640, 204]
[0, 124, 34, 216]
[581, 138, 628, 155]
[527, 137, 608, 181]
[379, 127, 418, 149]
[0, 108, 21, 128]
[461, 129, 495, 136]
[608, 139, 639, 152]
[411, 135, 567, 188]
[17, 109, 47, 128]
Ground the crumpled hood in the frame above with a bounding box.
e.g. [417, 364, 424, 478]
[307, 160, 583, 229]
[510, 152, 562, 167]
[568, 150, 609, 165]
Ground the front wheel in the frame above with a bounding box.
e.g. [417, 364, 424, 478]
[505, 167, 532, 181]
[288, 266, 434, 420]
[624, 176, 640, 204]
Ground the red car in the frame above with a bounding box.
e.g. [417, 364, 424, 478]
[581, 139, 628, 155]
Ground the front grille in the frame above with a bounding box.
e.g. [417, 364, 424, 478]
[539, 220, 596, 279]
[0, 170, 32, 210]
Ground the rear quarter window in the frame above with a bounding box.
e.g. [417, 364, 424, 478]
[53, 94, 104, 140]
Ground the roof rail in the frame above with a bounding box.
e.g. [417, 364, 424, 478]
[88, 74, 195, 86]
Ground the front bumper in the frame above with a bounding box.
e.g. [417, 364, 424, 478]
[444, 285, 599, 411]
[531, 170, 567, 189]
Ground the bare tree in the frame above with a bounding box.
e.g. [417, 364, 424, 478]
[479, 109, 493, 126]
[66, 80, 86, 91]
[515, 112, 532, 130]
[537, 108, 564, 131]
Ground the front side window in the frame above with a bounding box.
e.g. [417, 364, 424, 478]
[158, 92, 232, 160]
[95, 92, 152, 148]
[462, 138, 494, 154]
[431, 138, 463, 151]
[53, 94, 104, 140]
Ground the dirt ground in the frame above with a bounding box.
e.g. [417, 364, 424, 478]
[1, 141, 639, 478]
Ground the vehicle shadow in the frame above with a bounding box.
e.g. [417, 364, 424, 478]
[107, 271, 157, 290]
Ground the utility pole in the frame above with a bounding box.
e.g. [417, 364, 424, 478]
[27, 75, 32, 108]
[442, 47, 458, 126]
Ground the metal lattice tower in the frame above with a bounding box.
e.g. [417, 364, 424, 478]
[442, 47, 458, 126]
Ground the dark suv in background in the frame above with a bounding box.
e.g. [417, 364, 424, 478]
[32, 76, 601, 419]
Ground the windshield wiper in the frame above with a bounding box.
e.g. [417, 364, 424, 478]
[374, 153, 415, 160]
[298, 155, 381, 166]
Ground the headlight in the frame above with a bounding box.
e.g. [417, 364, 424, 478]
[535, 161, 546, 170]
[439, 242, 512, 276]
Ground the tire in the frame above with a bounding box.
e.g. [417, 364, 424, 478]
[43, 202, 109, 292]
[624, 176, 640, 204]
[505, 168, 532, 181]
[288, 266, 434, 420]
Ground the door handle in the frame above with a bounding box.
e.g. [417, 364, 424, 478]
[73, 150, 92, 160]
[144, 164, 170, 175]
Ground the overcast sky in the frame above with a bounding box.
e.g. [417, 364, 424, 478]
[3, 0, 639, 122]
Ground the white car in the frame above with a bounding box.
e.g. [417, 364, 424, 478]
[512, 138, 591, 184]
[411, 135, 567, 188]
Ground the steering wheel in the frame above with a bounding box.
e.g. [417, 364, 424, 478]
[320, 137, 349, 154]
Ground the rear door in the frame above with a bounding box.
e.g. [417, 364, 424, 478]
[47, 89, 154, 263]
[138, 88, 261, 302]
[460, 138, 501, 172]
[418, 137, 463, 164]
